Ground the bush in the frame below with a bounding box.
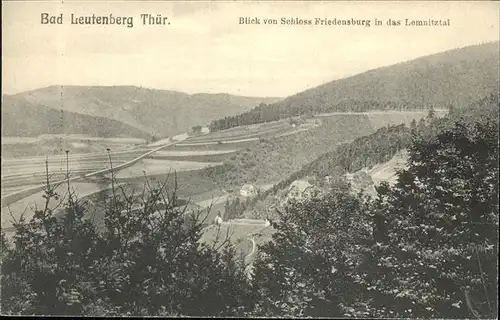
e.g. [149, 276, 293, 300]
[248, 103, 498, 318]
[1, 169, 252, 316]
[358, 116, 499, 319]
[250, 180, 372, 317]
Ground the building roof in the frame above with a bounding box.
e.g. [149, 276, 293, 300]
[288, 180, 313, 193]
[241, 184, 258, 191]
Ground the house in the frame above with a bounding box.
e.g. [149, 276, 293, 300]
[240, 184, 259, 197]
[286, 180, 319, 200]
[214, 214, 223, 225]
[345, 171, 374, 193]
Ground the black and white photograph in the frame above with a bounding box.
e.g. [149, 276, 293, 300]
[1, 1, 499, 317]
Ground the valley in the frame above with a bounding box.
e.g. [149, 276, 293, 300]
[2, 37, 499, 318]
[2, 86, 281, 138]
[1, 109, 441, 255]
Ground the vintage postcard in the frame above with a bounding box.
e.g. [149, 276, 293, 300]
[1, 0, 499, 317]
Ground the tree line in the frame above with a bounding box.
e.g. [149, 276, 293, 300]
[209, 100, 424, 132]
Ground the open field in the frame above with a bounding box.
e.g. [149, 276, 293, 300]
[1, 150, 146, 191]
[1, 111, 432, 240]
[146, 149, 240, 162]
[345, 149, 409, 196]
[147, 137, 172, 147]
[1, 134, 147, 158]
[1, 137, 39, 144]
[1, 184, 40, 198]
[176, 137, 261, 147]
[367, 149, 409, 185]
[152, 149, 240, 156]
[1, 181, 122, 232]
[199, 220, 276, 263]
[317, 110, 448, 130]
[185, 126, 290, 144]
[182, 118, 313, 145]
[1, 137, 184, 203]
[107, 169, 219, 198]
[1, 134, 147, 145]
[167, 140, 259, 151]
[194, 120, 291, 141]
[189, 188, 228, 204]
[114, 158, 224, 179]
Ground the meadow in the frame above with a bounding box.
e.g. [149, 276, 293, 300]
[147, 149, 240, 162]
[1, 134, 146, 158]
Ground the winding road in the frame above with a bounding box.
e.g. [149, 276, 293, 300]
[244, 238, 258, 280]
[246, 238, 257, 258]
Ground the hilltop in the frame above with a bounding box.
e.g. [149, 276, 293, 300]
[279, 42, 498, 110]
[2, 86, 281, 138]
[209, 42, 499, 131]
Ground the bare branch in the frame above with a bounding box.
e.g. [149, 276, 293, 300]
[196, 204, 211, 226]
[475, 247, 493, 315]
[198, 205, 212, 226]
[7, 205, 25, 226]
[464, 288, 481, 319]
[215, 224, 234, 252]
[210, 223, 223, 251]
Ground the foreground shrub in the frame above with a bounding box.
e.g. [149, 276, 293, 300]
[1, 172, 252, 316]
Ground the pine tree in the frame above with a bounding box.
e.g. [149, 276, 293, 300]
[427, 105, 436, 120]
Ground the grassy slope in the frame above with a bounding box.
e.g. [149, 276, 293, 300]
[202, 115, 376, 192]
[1, 96, 153, 139]
[199, 222, 274, 260]
[346, 149, 410, 196]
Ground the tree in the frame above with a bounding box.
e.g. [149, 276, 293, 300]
[250, 180, 372, 317]
[191, 125, 202, 135]
[359, 116, 498, 318]
[427, 105, 436, 120]
[247, 96, 498, 318]
[410, 119, 417, 131]
[447, 104, 457, 116]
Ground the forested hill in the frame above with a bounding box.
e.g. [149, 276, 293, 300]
[305, 92, 498, 182]
[1, 95, 153, 139]
[277, 42, 498, 111]
[209, 42, 499, 131]
[4, 86, 281, 138]
[243, 91, 499, 219]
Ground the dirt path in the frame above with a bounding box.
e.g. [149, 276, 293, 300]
[244, 237, 258, 280]
[195, 193, 230, 208]
[247, 238, 257, 257]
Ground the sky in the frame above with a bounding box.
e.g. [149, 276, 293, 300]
[2, 1, 499, 97]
